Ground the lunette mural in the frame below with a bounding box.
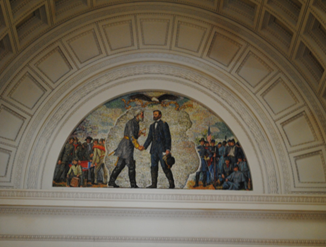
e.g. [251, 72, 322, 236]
[53, 91, 252, 190]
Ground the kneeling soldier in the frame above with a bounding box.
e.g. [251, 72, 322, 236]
[66, 159, 83, 187]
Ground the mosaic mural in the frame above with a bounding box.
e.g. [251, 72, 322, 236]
[53, 91, 252, 190]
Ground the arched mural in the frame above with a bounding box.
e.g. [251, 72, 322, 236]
[52, 91, 252, 190]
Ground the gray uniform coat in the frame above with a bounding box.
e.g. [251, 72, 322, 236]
[114, 117, 140, 160]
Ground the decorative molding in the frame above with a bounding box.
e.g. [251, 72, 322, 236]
[294, 150, 326, 184]
[0, 234, 325, 245]
[1, 206, 326, 220]
[2, 190, 326, 204]
[261, 77, 299, 116]
[281, 111, 317, 147]
[8, 72, 46, 110]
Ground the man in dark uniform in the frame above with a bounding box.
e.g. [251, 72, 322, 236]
[208, 139, 218, 186]
[224, 139, 238, 166]
[54, 137, 75, 182]
[194, 138, 209, 188]
[108, 110, 145, 188]
[143, 110, 174, 189]
[84, 136, 94, 183]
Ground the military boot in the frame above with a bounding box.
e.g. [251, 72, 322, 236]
[193, 172, 200, 187]
[164, 168, 175, 189]
[129, 163, 138, 188]
[147, 166, 158, 188]
[203, 172, 207, 187]
[108, 166, 122, 188]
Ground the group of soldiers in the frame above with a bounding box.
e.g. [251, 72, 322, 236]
[53, 136, 108, 187]
[195, 138, 251, 190]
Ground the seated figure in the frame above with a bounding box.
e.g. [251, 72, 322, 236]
[222, 165, 247, 190]
[66, 159, 83, 187]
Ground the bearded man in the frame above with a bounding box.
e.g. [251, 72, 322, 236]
[143, 110, 174, 189]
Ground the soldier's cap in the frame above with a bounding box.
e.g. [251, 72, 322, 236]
[93, 138, 99, 143]
[199, 138, 205, 143]
[204, 141, 209, 144]
[211, 140, 216, 143]
[100, 138, 105, 142]
[222, 141, 227, 144]
[217, 142, 222, 145]
[236, 142, 240, 145]
[72, 158, 78, 162]
[233, 165, 239, 169]
[231, 139, 235, 143]
[225, 158, 230, 162]
[238, 155, 244, 159]
[85, 136, 93, 141]
[227, 139, 232, 142]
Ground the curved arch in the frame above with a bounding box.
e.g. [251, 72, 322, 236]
[0, 3, 324, 195]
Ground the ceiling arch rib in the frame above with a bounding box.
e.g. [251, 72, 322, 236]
[0, 1, 325, 194]
[0, 0, 326, 107]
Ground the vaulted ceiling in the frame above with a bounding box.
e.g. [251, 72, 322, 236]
[1, 0, 325, 100]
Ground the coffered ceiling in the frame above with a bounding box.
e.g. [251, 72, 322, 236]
[0, 0, 325, 100]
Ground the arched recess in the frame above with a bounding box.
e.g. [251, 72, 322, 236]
[19, 57, 281, 194]
[0, 3, 325, 195]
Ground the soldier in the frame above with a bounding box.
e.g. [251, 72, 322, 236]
[54, 137, 75, 183]
[74, 142, 84, 162]
[73, 137, 79, 150]
[66, 159, 83, 187]
[224, 139, 238, 166]
[84, 136, 94, 183]
[92, 138, 109, 185]
[222, 165, 247, 190]
[84, 136, 94, 161]
[208, 139, 218, 186]
[218, 158, 234, 186]
[143, 110, 174, 189]
[108, 110, 145, 188]
[194, 138, 209, 188]
[237, 156, 251, 189]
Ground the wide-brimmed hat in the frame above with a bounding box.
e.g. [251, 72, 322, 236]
[85, 136, 93, 141]
[163, 153, 175, 169]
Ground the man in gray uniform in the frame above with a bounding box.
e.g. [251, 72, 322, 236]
[222, 165, 247, 190]
[54, 137, 75, 182]
[108, 110, 145, 188]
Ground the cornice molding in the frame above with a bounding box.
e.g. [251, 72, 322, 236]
[1, 206, 326, 221]
[1, 190, 326, 210]
[0, 234, 325, 245]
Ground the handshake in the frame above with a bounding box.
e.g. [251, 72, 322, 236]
[138, 145, 145, 151]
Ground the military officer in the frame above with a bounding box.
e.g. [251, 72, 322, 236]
[108, 110, 145, 188]
[143, 110, 174, 189]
